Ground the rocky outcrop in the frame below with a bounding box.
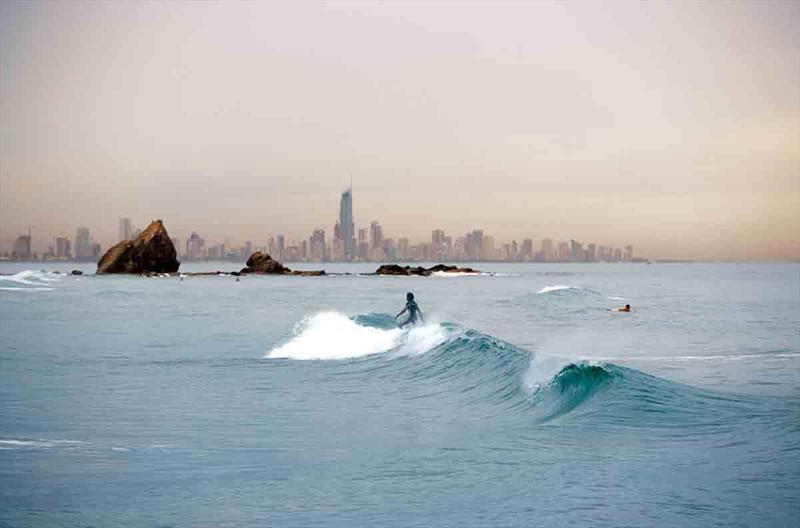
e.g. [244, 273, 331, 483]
[374, 264, 479, 276]
[240, 251, 290, 274]
[240, 252, 325, 276]
[427, 264, 478, 274]
[96, 220, 179, 274]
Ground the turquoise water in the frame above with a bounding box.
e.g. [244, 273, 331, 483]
[1, 262, 798, 527]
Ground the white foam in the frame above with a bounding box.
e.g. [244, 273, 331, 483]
[0, 270, 62, 292]
[0, 270, 61, 287]
[0, 438, 85, 449]
[266, 311, 448, 360]
[537, 285, 578, 294]
[0, 287, 55, 292]
[432, 271, 481, 277]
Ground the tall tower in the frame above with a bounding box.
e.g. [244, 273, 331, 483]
[119, 218, 132, 241]
[339, 186, 354, 261]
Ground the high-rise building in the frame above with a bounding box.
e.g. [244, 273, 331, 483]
[398, 238, 410, 260]
[277, 235, 285, 260]
[482, 235, 495, 260]
[310, 229, 326, 261]
[74, 227, 93, 260]
[587, 243, 597, 263]
[624, 245, 634, 262]
[12, 235, 31, 260]
[369, 221, 385, 261]
[558, 242, 570, 261]
[186, 232, 205, 260]
[119, 218, 132, 241]
[339, 187, 354, 261]
[357, 227, 369, 260]
[541, 239, 554, 262]
[431, 229, 446, 261]
[466, 230, 484, 260]
[522, 238, 533, 261]
[369, 222, 384, 251]
[570, 239, 584, 262]
[55, 236, 71, 259]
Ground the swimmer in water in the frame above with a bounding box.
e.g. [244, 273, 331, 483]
[396, 292, 424, 328]
[618, 304, 631, 312]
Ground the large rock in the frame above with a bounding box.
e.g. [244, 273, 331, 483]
[240, 252, 325, 276]
[240, 251, 290, 274]
[375, 264, 432, 276]
[97, 220, 179, 274]
[375, 264, 479, 276]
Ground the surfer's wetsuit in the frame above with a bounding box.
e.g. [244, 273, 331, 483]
[397, 293, 423, 328]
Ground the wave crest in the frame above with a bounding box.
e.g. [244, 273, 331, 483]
[266, 312, 448, 360]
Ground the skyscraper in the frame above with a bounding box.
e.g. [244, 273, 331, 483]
[12, 235, 31, 260]
[186, 232, 205, 260]
[339, 187, 354, 261]
[118, 218, 132, 241]
[55, 235, 71, 259]
[74, 227, 93, 260]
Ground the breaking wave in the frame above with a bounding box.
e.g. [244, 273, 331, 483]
[265, 312, 767, 428]
[266, 312, 449, 360]
[0, 270, 62, 291]
[537, 285, 597, 295]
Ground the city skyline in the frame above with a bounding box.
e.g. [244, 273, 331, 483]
[1, 1, 798, 261]
[2, 186, 659, 264]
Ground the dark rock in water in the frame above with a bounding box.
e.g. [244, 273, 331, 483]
[375, 264, 479, 276]
[289, 270, 326, 276]
[427, 264, 478, 274]
[240, 251, 290, 274]
[96, 219, 179, 274]
[70, 270, 83, 276]
[240, 252, 325, 276]
[375, 264, 432, 276]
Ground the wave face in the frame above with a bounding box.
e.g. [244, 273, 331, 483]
[266, 313, 768, 429]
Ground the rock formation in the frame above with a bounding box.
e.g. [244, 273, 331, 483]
[374, 264, 479, 276]
[240, 252, 325, 276]
[96, 220, 180, 274]
[240, 251, 290, 274]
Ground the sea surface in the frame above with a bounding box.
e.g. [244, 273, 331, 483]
[1, 261, 798, 527]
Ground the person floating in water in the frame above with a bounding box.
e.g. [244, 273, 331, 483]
[396, 292, 424, 328]
[618, 304, 631, 312]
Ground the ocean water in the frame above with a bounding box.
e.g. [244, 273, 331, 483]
[1, 261, 798, 527]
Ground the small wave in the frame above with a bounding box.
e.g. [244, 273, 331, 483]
[592, 352, 800, 362]
[0, 270, 62, 292]
[0, 287, 55, 292]
[537, 285, 579, 294]
[0, 438, 86, 449]
[0, 270, 61, 285]
[432, 271, 481, 277]
[266, 311, 449, 360]
[527, 361, 620, 422]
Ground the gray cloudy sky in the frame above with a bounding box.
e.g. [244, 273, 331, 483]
[1, 0, 798, 260]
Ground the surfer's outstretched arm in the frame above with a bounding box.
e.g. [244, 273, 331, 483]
[395, 308, 407, 319]
[417, 307, 424, 323]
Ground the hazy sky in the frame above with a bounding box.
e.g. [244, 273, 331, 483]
[1, 0, 798, 260]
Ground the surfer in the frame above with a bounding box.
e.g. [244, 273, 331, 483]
[618, 304, 631, 312]
[396, 292, 424, 328]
